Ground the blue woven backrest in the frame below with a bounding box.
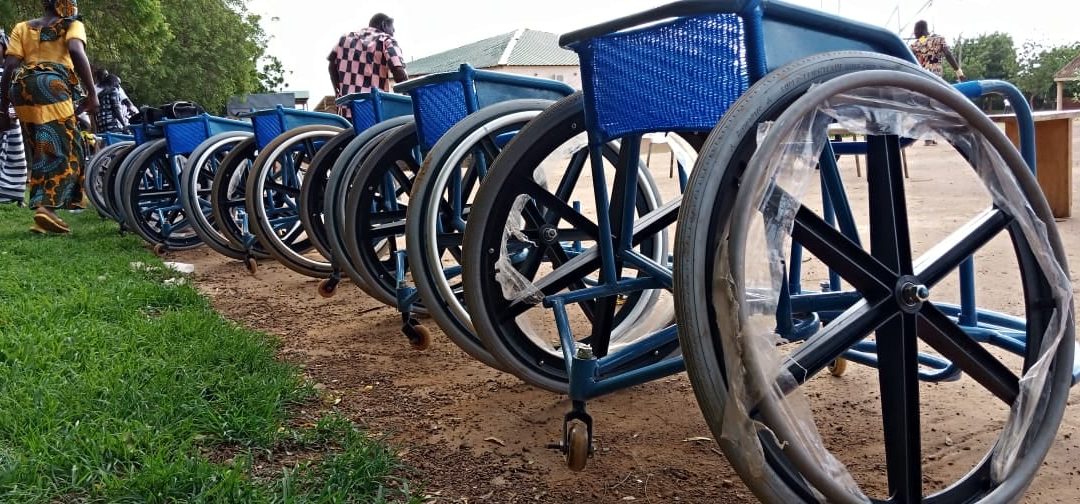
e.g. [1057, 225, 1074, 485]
[411, 81, 469, 151]
[569, 13, 749, 142]
[252, 113, 283, 150]
[350, 100, 379, 133]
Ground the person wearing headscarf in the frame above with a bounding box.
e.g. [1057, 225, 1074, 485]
[0, 0, 99, 233]
[0, 28, 28, 205]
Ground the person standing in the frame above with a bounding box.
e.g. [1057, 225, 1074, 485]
[0, 29, 28, 205]
[95, 73, 128, 133]
[0, 0, 98, 233]
[327, 13, 408, 118]
[910, 20, 964, 145]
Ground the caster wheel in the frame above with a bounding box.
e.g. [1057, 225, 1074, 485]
[565, 421, 590, 472]
[153, 243, 167, 256]
[409, 324, 431, 351]
[245, 257, 258, 275]
[828, 357, 848, 377]
[317, 278, 337, 298]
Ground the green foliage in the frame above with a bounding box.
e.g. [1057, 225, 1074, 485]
[1, 0, 282, 114]
[952, 32, 1019, 81]
[1016, 41, 1080, 109]
[0, 206, 417, 502]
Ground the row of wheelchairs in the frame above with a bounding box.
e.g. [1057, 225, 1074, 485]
[84, 1, 1076, 501]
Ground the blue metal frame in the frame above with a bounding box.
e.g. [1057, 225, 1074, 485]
[521, 0, 1067, 441]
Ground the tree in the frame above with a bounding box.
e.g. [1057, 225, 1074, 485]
[1, 0, 281, 114]
[944, 33, 1019, 111]
[949, 32, 1018, 81]
[1016, 42, 1080, 109]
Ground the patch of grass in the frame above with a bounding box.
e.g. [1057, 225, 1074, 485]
[0, 206, 419, 503]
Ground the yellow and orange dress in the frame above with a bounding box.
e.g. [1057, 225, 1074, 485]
[5, 18, 88, 209]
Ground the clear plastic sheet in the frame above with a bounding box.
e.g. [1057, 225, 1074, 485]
[715, 85, 1072, 499]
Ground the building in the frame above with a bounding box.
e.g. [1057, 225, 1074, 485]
[406, 29, 581, 89]
[1053, 52, 1080, 110]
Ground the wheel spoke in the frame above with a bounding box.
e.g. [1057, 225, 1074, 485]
[553, 148, 589, 203]
[914, 208, 1010, 287]
[790, 204, 895, 295]
[917, 304, 1020, 404]
[520, 180, 600, 238]
[784, 297, 896, 385]
[876, 313, 922, 503]
[867, 135, 914, 276]
[265, 181, 300, 197]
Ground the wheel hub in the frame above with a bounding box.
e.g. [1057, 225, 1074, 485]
[894, 275, 929, 313]
[540, 225, 558, 244]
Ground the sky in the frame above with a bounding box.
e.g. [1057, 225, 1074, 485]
[245, 0, 1077, 100]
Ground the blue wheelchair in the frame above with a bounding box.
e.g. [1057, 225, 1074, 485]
[337, 64, 574, 349]
[299, 89, 415, 296]
[206, 106, 347, 274]
[242, 106, 351, 276]
[461, 0, 1076, 500]
[112, 111, 250, 252]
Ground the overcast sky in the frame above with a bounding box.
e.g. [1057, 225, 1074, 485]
[246, 0, 1076, 100]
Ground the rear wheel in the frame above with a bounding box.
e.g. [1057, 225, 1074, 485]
[246, 125, 343, 278]
[210, 137, 270, 260]
[180, 132, 253, 260]
[675, 53, 1074, 503]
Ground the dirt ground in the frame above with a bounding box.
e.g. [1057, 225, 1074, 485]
[172, 120, 1080, 503]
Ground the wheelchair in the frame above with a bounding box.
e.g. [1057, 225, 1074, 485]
[337, 63, 575, 350]
[459, 1, 1076, 500]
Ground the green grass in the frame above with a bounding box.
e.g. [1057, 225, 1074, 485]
[0, 205, 419, 503]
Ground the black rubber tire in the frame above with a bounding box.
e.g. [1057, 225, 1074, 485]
[84, 141, 131, 220]
[246, 125, 343, 278]
[118, 139, 202, 250]
[209, 137, 271, 260]
[179, 131, 253, 260]
[109, 141, 159, 228]
[406, 99, 556, 371]
[296, 128, 356, 262]
[673, 52, 1074, 503]
[323, 122, 408, 292]
[341, 121, 425, 309]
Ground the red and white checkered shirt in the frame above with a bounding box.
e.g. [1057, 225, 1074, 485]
[328, 27, 405, 116]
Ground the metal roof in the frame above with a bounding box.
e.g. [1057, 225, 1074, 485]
[407, 29, 579, 76]
[1054, 51, 1080, 82]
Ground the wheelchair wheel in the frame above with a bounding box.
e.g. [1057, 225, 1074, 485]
[84, 141, 133, 221]
[407, 100, 557, 370]
[179, 132, 254, 260]
[341, 121, 426, 309]
[323, 122, 407, 292]
[108, 141, 158, 228]
[210, 137, 270, 260]
[246, 125, 344, 278]
[296, 128, 356, 263]
[460, 92, 670, 393]
[118, 139, 202, 250]
[675, 53, 1074, 502]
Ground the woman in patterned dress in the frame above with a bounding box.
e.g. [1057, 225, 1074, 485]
[0, 0, 98, 233]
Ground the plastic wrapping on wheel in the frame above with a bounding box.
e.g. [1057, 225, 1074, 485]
[494, 167, 551, 306]
[712, 85, 1073, 500]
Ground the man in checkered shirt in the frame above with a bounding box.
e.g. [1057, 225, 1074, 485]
[327, 13, 408, 118]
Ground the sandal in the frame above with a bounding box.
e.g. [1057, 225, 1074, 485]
[33, 207, 71, 234]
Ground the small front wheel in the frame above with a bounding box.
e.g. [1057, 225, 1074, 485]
[245, 257, 258, 276]
[828, 357, 848, 377]
[317, 278, 338, 298]
[565, 421, 590, 472]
